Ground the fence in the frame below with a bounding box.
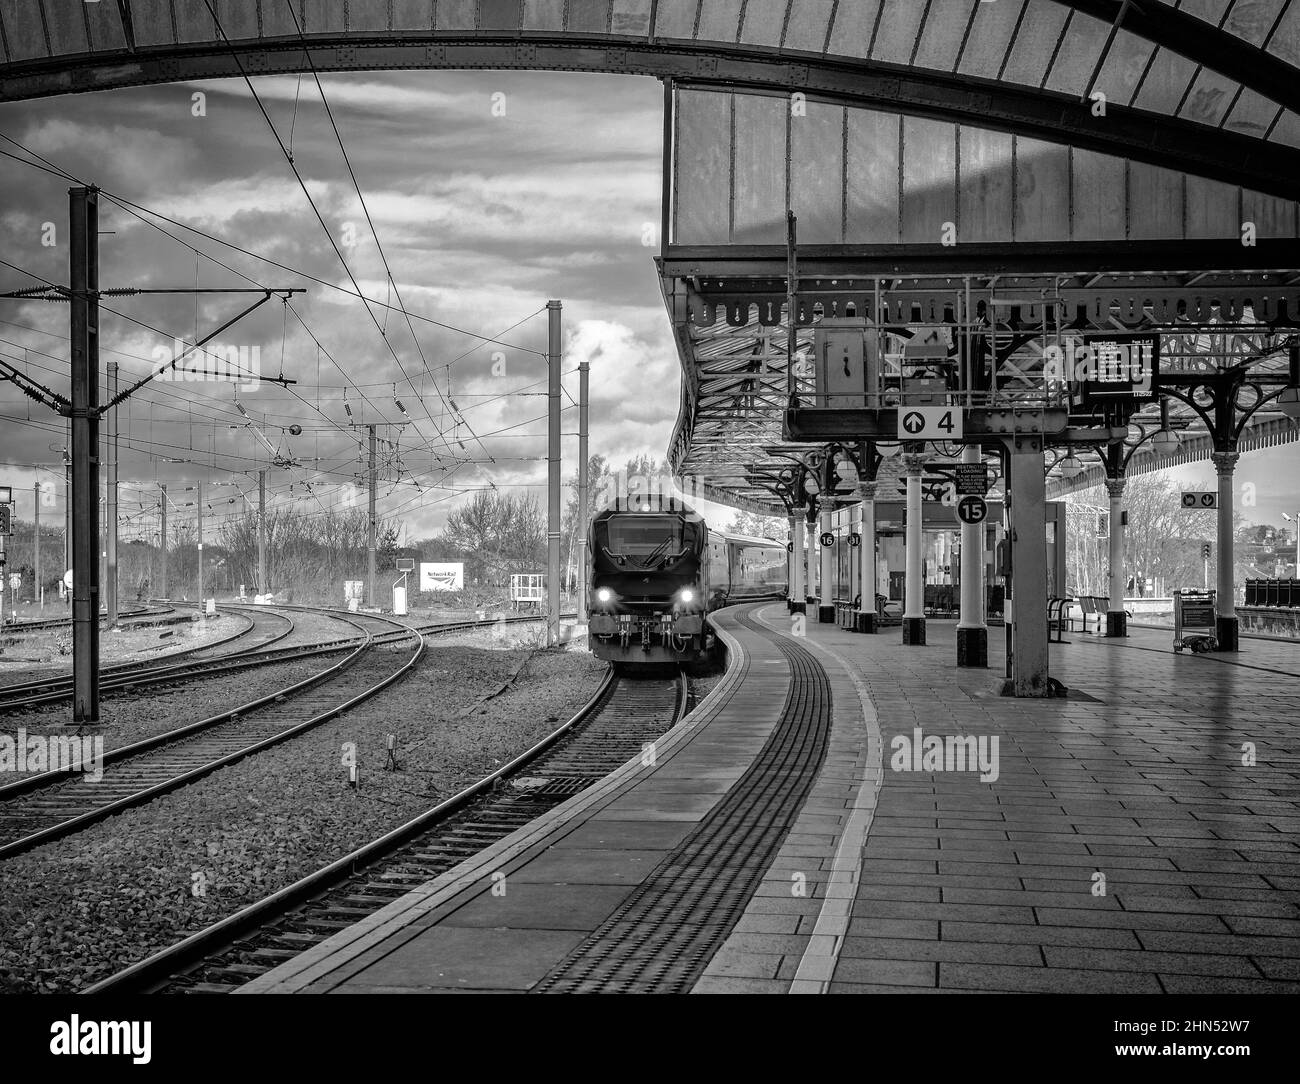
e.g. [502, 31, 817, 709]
[1244, 578, 1298, 608]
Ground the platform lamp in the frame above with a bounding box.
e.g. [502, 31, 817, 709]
[801, 461, 821, 501]
[1151, 398, 1183, 454]
[1057, 451, 1087, 480]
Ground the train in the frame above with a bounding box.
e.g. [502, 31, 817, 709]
[586, 495, 788, 665]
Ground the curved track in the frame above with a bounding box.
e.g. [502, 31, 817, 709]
[83, 668, 692, 994]
[0, 610, 424, 861]
[0, 605, 295, 709]
[0, 605, 558, 710]
[4, 603, 175, 632]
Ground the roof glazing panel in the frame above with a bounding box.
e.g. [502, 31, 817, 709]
[697, 0, 742, 43]
[826, 0, 886, 60]
[739, 0, 789, 48]
[1266, 1, 1300, 62]
[783, 0, 837, 54]
[1224, 0, 1289, 46]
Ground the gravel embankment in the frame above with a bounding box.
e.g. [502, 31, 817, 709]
[0, 619, 544, 782]
[0, 610, 250, 681]
[0, 641, 606, 993]
[0, 656, 347, 777]
[248, 608, 359, 651]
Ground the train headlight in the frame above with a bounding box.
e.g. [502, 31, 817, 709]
[596, 587, 614, 605]
[677, 588, 695, 605]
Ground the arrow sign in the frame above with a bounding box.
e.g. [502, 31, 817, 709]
[956, 495, 988, 525]
[1182, 491, 1217, 509]
[896, 406, 963, 440]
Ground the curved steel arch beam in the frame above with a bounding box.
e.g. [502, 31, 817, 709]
[1048, 0, 1300, 117]
[1, 39, 1299, 200]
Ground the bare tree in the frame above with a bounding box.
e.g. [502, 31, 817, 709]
[723, 509, 785, 540]
[441, 491, 546, 586]
[1066, 474, 1230, 599]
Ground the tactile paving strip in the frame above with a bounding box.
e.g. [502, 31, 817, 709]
[532, 612, 831, 993]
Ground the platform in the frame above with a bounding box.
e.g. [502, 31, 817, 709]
[243, 604, 1300, 994]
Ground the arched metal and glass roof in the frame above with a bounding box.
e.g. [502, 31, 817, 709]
[2, 1, 1300, 198]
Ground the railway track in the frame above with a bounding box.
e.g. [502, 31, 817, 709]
[83, 668, 691, 994]
[0, 605, 294, 709]
[0, 605, 557, 710]
[3, 603, 175, 633]
[0, 609, 424, 861]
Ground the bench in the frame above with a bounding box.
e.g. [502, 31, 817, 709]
[1048, 597, 1073, 643]
[1070, 595, 1108, 633]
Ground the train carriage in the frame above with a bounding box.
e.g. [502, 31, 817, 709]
[586, 496, 787, 665]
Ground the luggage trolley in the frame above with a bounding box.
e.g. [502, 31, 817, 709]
[1173, 588, 1218, 653]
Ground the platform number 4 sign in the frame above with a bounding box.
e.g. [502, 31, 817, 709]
[897, 406, 963, 440]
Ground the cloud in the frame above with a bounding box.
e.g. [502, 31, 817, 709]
[0, 68, 685, 540]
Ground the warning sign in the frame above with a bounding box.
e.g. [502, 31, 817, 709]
[954, 464, 988, 496]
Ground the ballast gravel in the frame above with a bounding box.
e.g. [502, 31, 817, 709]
[0, 639, 606, 993]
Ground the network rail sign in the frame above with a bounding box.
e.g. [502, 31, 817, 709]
[420, 562, 464, 592]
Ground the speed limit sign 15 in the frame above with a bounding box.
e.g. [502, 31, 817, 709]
[956, 495, 988, 524]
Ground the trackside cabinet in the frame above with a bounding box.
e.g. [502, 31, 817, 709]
[814, 319, 880, 407]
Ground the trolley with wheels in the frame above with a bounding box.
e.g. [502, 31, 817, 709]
[1173, 588, 1218, 653]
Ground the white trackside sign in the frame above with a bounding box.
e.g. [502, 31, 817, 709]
[420, 562, 464, 592]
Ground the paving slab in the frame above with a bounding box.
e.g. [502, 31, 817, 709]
[791, 613, 1300, 994]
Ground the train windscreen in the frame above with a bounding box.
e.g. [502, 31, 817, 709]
[601, 515, 693, 567]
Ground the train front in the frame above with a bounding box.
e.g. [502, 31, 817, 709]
[586, 496, 709, 664]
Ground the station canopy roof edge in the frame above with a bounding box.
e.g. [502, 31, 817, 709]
[661, 279, 1300, 518]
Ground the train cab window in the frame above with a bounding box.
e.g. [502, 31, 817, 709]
[601, 515, 696, 566]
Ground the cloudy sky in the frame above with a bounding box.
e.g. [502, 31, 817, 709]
[0, 68, 1296, 545]
[0, 69, 701, 542]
